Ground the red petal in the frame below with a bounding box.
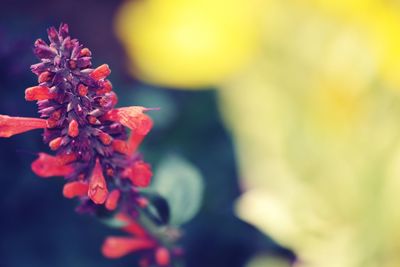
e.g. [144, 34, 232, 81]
[57, 153, 77, 165]
[98, 132, 112, 145]
[102, 237, 155, 259]
[68, 119, 79, 137]
[25, 86, 56, 101]
[105, 107, 154, 134]
[105, 190, 121, 211]
[0, 115, 47, 137]
[38, 71, 53, 83]
[112, 139, 129, 155]
[77, 84, 88, 96]
[97, 80, 112, 95]
[122, 161, 152, 187]
[63, 181, 89, 198]
[155, 247, 171, 266]
[88, 159, 108, 204]
[116, 213, 148, 237]
[49, 137, 62, 150]
[31, 153, 74, 178]
[90, 64, 111, 80]
[127, 131, 146, 155]
[80, 48, 92, 57]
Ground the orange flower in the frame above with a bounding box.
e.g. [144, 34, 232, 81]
[88, 159, 109, 204]
[0, 115, 47, 137]
[31, 153, 74, 178]
[122, 160, 152, 187]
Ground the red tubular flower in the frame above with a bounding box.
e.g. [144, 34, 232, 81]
[31, 153, 74, 178]
[105, 190, 121, 211]
[88, 159, 108, 204]
[0, 115, 47, 137]
[122, 160, 152, 187]
[63, 181, 89, 198]
[102, 213, 177, 266]
[116, 213, 149, 238]
[102, 236, 156, 259]
[25, 86, 56, 101]
[102, 213, 156, 259]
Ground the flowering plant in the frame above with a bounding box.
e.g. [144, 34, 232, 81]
[0, 24, 202, 267]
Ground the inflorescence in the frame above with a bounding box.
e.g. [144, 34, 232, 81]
[0, 24, 180, 267]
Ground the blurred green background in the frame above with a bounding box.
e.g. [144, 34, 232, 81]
[2, 0, 400, 267]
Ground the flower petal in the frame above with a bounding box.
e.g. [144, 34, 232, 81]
[122, 161, 152, 187]
[116, 213, 149, 237]
[31, 153, 74, 178]
[63, 181, 89, 198]
[90, 64, 111, 80]
[88, 159, 108, 204]
[105, 189, 121, 211]
[0, 115, 47, 137]
[25, 86, 56, 101]
[155, 247, 171, 266]
[102, 236, 155, 259]
[105, 106, 154, 134]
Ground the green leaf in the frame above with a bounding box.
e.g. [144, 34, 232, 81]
[99, 217, 129, 228]
[152, 155, 204, 226]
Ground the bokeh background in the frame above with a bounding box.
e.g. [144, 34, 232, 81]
[1, 0, 400, 267]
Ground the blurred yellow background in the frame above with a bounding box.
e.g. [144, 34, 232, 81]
[115, 0, 400, 266]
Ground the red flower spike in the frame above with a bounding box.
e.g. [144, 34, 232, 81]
[122, 161, 152, 187]
[105, 190, 121, 211]
[0, 115, 47, 137]
[116, 213, 148, 237]
[102, 237, 156, 259]
[68, 119, 79, 137]
[49, 137, 62, 150]
[155, 247, 171, 266]
[1, 25, 172, 266]
[88, 159, 108, 204]
[25, 86, 56, 101]
[31, 153, 73, 178]
[63, 181, 89, 198]
[89, 64, 111, 80]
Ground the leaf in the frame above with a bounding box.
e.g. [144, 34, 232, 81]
[100, 217, 129, 228]
[152, 155, 204, 226]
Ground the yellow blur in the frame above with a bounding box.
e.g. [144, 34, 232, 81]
[115, 0, 400, 266]
[115, 0, 262, 88]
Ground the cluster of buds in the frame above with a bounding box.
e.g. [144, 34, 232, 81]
[0, 24, 179, 266]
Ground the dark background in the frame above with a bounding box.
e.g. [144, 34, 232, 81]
[0, 1, 290, 266]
